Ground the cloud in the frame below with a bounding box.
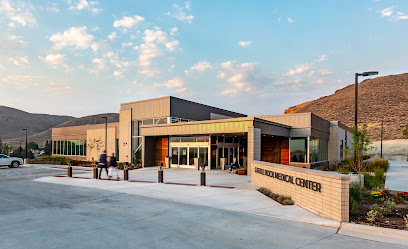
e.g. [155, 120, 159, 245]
[68, 0, 102, 14]
[113, 70, 125, 79]
[170, 27, 178, 35]
[0, 0, 37, 27]
[319, 69, 332, 76]
[88, 58, 104, 73]
[317, 54, 327, 62]
[122, 42, 133, 47]
[307, 69, 332, 78]
[0, 34, 25, 53]
[378, 7, 408, 21]
[167, 1, 194, 24]
[217, 61, 273, 96]
[282, 65, 310, 77]
[379, 7, 393, 17]
[136, 28, 180, 77]
[39, 54, 65, 68]
[287, 17, 295, 23]
[185, 61, 213, 74]
[49, 26, 94, 50]
[113, 15, 145, 29]
[160, 76, 185, 88]
[238, 41, 252, 47]
[0, 75, 71, 93]
[107, 31, 116, 40]
[7, 56, 29, 66]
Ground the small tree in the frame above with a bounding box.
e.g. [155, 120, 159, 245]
[27, 142, 39, 151]
[343, 124, 374, 188]
[44, 140, 52, 155]
[403, 124, 408, 139]
[1, 143, 10, 155]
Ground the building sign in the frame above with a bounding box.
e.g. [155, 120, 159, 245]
[254, 167, 322, 192]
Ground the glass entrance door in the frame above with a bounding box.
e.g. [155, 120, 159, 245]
[179, 147, 188, 166]
[189, 147, 198, 166]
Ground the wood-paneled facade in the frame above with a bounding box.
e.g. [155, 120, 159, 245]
[261, 136, 289, 165]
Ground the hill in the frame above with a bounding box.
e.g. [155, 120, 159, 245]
[284, 73, 408, 141]
[4, 113, 119, 147]
[0, 106, 73, 141]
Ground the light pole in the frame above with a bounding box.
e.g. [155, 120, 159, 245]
[21, 128, 27, 159]
[101, 117, 107, 152]
[355, 71, 379, 128]
[19, 141, 22, 158]
[380, 120, 384, 158]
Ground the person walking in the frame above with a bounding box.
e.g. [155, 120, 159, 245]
[108, 153, 119, 180]
[98, 150, 108, 179]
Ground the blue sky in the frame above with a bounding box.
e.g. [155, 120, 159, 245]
[0, 0, 407, 117]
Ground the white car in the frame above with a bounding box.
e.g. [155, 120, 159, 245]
[0, 154, 23, 168]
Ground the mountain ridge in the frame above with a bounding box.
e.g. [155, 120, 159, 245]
[284, 73, 408, 141]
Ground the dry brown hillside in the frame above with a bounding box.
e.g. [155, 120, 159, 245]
[284, 73, 408, 141]
[4, 113, 119, 147]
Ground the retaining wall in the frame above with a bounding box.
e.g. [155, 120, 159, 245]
[251, 160, 350, 222]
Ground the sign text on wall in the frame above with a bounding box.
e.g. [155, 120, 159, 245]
[254, 167, 322, 192]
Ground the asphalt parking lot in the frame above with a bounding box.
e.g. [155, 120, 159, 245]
[0, 164, 406, 249]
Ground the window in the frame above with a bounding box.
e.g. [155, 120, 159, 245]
[290, 138, 307, 163]
[132, 137, 142, 164]
[142, 119, 153, 125]
[180, 136, 196, 142]
[154, 117, 167, 124]
[169, 136, 180, 142]
[309, 137, 329, 163]
[52, 140, 86, 156]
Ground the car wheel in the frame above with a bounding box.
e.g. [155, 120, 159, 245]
[12, 161, 20, 168]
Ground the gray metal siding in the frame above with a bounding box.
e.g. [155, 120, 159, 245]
[170, 97, 246, 121]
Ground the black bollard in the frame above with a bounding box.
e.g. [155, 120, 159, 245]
[158, 166, 163, 183]
[200, 164, 206, 186]
[124, 162, 129, 181]
[93, 162, 98, 179]
[68, 161, 72, 177]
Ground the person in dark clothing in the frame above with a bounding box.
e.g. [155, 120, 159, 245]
[229, 159, 239, 173]
[99, 150, 108, 179]
[108, 153, 119, 180]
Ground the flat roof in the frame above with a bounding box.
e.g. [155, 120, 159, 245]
[120, 96, 246, 116]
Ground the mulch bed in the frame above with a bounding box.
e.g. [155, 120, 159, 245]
[350, 192, 408, 230]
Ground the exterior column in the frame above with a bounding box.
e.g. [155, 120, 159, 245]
[247, 127, 261, 176]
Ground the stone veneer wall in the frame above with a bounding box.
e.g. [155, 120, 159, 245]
[251, 160, 350, 222]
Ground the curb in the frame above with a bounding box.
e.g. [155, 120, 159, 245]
[339, 222, 408, 245]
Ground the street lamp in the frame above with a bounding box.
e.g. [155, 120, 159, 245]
[21, 128, 27, 159]
[101, 117, 107, 152]
[355, 71, 378, 128]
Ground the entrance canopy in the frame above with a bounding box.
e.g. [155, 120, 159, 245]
[140, 117, 290, 137]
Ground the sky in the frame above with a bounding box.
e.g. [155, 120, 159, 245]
[0, 0, 408, 118]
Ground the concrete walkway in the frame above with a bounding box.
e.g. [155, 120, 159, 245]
[385, 160, 408, 192]
[27, 164, 408, 246]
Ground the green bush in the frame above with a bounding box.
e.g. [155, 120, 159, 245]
[364, 167, 385, 189]
[349, 184, 364, 213]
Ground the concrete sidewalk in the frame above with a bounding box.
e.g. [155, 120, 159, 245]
[385, 160, 408, 192]
[31, 164, 408, 246]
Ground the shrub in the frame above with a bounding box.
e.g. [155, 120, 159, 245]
[404, 215, 408, 229]
[367, 204, 383, 223]
[364, 168, 385, 190]
[257, 188, 294, 205]
[350, 184, 363, 203]
[369, 157, 389, 172]
[350, 199, 360, 213]
[384, 198, 395, 215]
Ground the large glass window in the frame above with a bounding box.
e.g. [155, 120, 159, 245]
[309, 137, 329, 163]
[52, 140, 86, 156]
[290, 138, 307, 163]
[132, 137, 142, 164]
